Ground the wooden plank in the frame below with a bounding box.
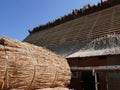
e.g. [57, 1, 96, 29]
[71, 65, 120, 71]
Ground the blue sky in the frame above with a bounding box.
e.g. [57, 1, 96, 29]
[0, 0, 99, 41]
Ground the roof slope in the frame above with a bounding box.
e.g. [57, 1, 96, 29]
[24, 5, 120, 58]
[29, 0, 120, 34]
[68, 34, 120, 58]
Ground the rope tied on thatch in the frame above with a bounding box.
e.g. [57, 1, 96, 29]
[1, 44, 9, 89]
[0, 44, 37, 90]
[24, 43, 37, 90]
[50, 68, 58, 88]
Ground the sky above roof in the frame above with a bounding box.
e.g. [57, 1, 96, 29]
[0, 0, 99, 41]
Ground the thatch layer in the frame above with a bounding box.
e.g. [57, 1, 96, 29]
[24, 5, 120, 58]
[29, 0, 120, 34]
[0, 37, 71, 90]
[36, 87, 71, 90]
[10, 87, 71, 90]
[68, 34, 120, 58]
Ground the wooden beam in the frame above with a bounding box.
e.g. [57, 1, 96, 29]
[71, 65, 120, 71]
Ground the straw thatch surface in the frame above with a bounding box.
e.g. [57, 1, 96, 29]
[0, 37, 71, 90]
[68, 34, 120, 58]
[10, 87, 71, 90]
[36, 87, 70, 90]
[24, 5, 120, 58]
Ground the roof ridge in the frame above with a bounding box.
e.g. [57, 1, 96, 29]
[29, 0, 120, 34]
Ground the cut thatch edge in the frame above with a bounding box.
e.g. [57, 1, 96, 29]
[0, 36, 71, 89]
[67, 47, 120, 58]
[10, 87, 73, 90]
[0, 36, 65, 59]
[35, 87, 72, 90]
[67, 34, 120, 58]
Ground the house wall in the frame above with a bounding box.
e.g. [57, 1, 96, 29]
[107, 55, 120, 90]
[107, 72, 120, 90]
[107, 55, 120, 65]
[67, 56, 106, 67]
[67, 55, 120, 90]
[67, 56, 107, 90]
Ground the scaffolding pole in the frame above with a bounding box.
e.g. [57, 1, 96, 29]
[95, 71, 98, 90]
[92, 69, 98, 90]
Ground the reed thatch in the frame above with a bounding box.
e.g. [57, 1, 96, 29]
[68, 34, 120, 58]
[10, 87, 71, 90]
[0, 37, 71, 90]
[36, 87, 71, 90]
[29, 0, 120, 34]
[24, 5, 120, 58]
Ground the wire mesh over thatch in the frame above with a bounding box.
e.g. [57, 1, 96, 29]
[0, 37, 71, 90]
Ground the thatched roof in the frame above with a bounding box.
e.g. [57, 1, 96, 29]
[68, 34, 120, 58]
[24, 5, 120, 58]
[29, 0, 120, 34]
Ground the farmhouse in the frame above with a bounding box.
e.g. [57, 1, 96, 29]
[24, 1, 120, 90]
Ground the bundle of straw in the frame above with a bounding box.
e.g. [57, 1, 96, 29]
[0, 37, 71, 90]
[36, 87, 71, 90]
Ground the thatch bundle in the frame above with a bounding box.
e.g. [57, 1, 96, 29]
[36, 87, 71, 90]
[0, 37, 71, 90]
